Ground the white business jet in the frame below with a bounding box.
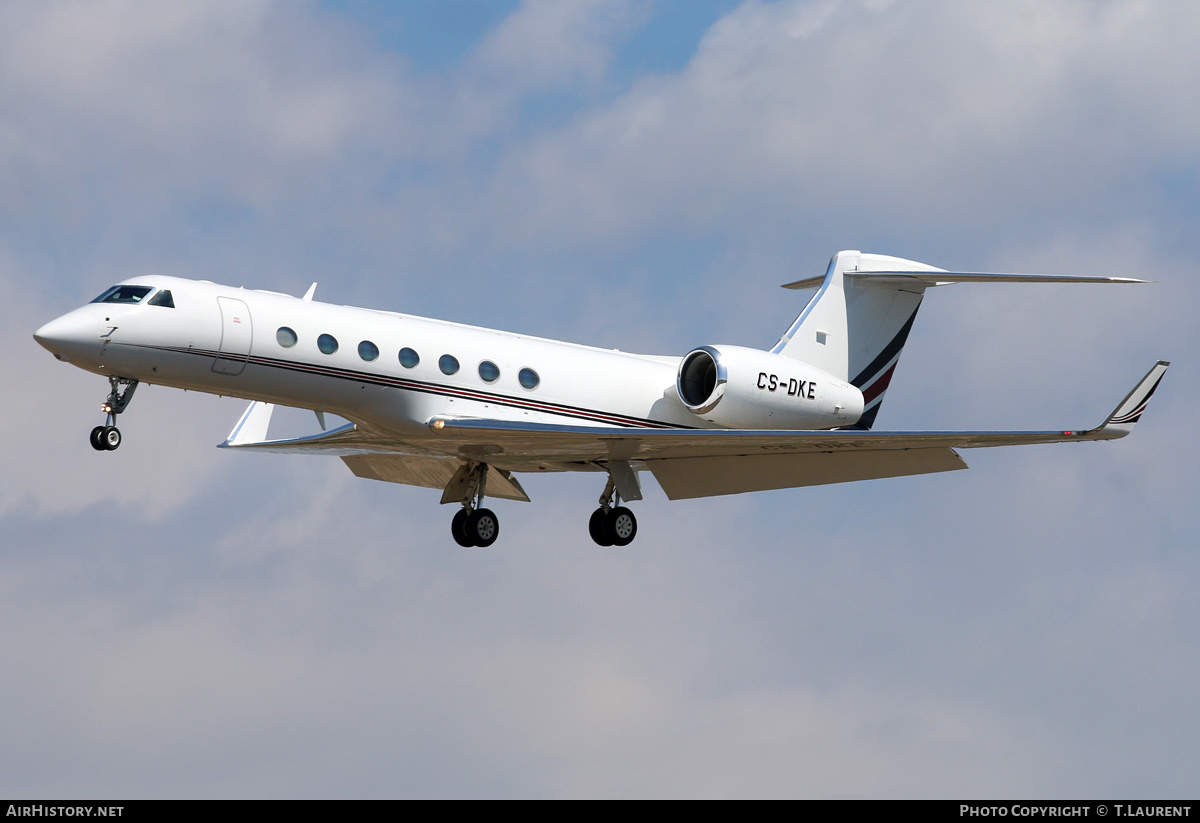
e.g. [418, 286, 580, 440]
[34, 250, 1167, 548]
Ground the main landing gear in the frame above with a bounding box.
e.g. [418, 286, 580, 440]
[589, 475, 638, 547]
[89, 376, 138, 451]
[450, 463, 499, 548]
[442, 461, 641, 548]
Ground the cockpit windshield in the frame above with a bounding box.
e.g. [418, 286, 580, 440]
[91, 285, 153, 304]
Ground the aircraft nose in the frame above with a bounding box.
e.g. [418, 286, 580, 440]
[34, 312, 96, 361]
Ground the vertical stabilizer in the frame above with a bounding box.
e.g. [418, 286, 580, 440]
[773, 251, 941, 429]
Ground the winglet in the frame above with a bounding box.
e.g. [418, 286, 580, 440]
[223, 401, 276, 446]
[1092, 361, 1169, 439]
[302, 283, 317, 302]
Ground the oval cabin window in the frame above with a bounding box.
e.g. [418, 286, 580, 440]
[478, 361, 500, 383]
[519, 368, 540, 390]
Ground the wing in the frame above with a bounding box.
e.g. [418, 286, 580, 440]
[425, 361, 1169, 499]
[218, 361, 1167, 501]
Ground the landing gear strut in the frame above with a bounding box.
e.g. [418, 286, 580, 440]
[589, 476, 638, 546]
[90, 376, 138, 451]
[449, 462, 499, 548]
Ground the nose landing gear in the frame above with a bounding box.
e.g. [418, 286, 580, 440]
[89, 376, 137, 451]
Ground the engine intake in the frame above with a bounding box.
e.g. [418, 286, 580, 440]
[678, 346, 726, 414]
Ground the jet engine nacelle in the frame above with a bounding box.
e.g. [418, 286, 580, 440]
[677, 345, 864, 429]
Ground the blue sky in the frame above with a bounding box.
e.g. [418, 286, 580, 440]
[3, 0, 1198, 798]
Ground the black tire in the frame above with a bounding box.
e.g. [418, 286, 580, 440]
[452, 509, 474, 547]
[589, 508, 614, 546]
[90, 426, 107, 451]
[467, 508, 499, 548]
[102, 426, 121, 451]
[608, 507, 637, 546]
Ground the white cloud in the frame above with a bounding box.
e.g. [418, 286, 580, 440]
[472, 0, 648, 93]
[0, 0, 416, 217]
[483, 0, 1200, 247]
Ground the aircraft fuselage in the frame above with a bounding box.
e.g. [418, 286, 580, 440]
[35, 275, 856, 443]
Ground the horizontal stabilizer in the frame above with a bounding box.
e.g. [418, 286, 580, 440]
[783, 271, 1149, 290]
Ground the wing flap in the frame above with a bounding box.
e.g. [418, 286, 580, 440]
[649, 447, 968, 499]
[342, 454, 459, 490]
[341, 455, 531, 501]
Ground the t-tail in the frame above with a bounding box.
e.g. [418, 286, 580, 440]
[772, 250, 1148, 429]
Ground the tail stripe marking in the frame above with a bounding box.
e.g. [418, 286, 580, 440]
[850, 307, 920, 390]
[860, 362, 898, 406]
